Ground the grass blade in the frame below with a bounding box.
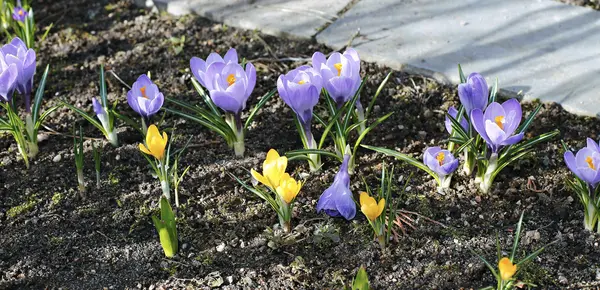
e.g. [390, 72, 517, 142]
[32, 64, 49, 124]
[244, 88, 276, 130]
[366, 71, 392, 119]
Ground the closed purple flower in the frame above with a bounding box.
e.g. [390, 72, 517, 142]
[277, 65, 322, 126]
[1, 37, 35, 98]
[12, 6, 27, 22]
[127, 74, 164, 118]
[190, 48, 238, 88]
[564, 138, 600, 187]
[312, 48, 361, 106]
[470, 99, 524, 153]
[316, 154, 356, 220]
[0, 56, 18, 102]
[191, 49, 256, 114]
[445, 106, 469, 134]
[458, 72, 488, 115]
[92, 97, 106, 116]
[424, 147, 459, 177]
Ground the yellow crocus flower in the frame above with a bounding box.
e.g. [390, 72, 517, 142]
[498, 257, 517, 281]
[251, 149, 288, 189]
[359, 191, 385, 221]
[139, 124, 168, 160]
[276, 174, 302, 204]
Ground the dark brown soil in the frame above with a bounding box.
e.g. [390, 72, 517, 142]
[1, 0, 600, 289]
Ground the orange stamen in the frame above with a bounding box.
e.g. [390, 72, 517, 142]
[334, 63, 342, 76]
[495, 115, 505, 130]
[140, 86, 148, 99]
[298, 80, 306, 85]
[436, 152, 445, 166]
[587, 156, 596, 170]
[227, 74, 236, 86]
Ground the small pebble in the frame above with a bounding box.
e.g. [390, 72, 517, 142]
[52, 154, 62, 162]
[216, 242, 225, 252]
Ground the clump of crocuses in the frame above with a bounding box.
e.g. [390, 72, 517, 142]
[564, 138, 600, 232]
[0, 37, 54, 168]
[233, 149, 302, 232]
[443, 67, 558, 193]
[168, 48, 274, 157]
[284, 48, 393, 173]
[317, 148, 356, 220]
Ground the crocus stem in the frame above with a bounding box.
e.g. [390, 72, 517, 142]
[226, 113, 245, 157]
[480, 153, 498, 194]
[437, 174, 452, 193]
[278, 199, 292, 232]
[302, 120, 321, 172]
[24, 93, 31, 113]
[141, 117, 148, 136]
[24, 113, 38, 158]
[160, 160, 171, 200]
[96, 170, 101, 189]
[77, 169, 86, 194]
[355, 98, 366, 134]
[462, 149, 475, 176]
[377, 234, 386, 250]
[107, 130, 118, 147]
[161, 180, 170, 200]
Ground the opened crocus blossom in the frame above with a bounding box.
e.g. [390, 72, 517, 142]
[12, 5, 28, 22]
[498, 257, 517, 281]
[471, 99, 524, 193]
[251, 149, 288, 190]
[312, 48, 361, 107]
[316, 153, 356, 220]
[423, 146, 458, 189]
[2, 37, 35, 111]
[190, 48, 256, 156]
[458, 72, 488, 115]
[564, 138, 600, 231]
[0, 56, 18, 102]
[127, 74, 164, 124]
[277, 65, 322, 171]
[359, 191, 384, 222]
[276, 174, 302, 204]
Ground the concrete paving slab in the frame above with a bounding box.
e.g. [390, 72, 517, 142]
[316, 0, 600, 117]
[150, 0, 351, 39]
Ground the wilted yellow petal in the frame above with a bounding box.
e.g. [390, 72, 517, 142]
[498, 257, 517, 281]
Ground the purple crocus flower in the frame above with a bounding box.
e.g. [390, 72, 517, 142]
[277, 65, 322, 128]
[564, 138, 600, 187]
[316, 154, 356, 220]
[190, 48, 238, 88]
[1, 37, 35, 110]
[0, 56, 18, 102]
[92, 97, 106, 116]
[312, 48, 361, 107]
[423, 147, 459, 178]
[470, 99, 524, 153]
[458, 72, 488, 115]
[190, 48, 256, 114]
[127, 74, 164, 118]
[445, 106, 469, 134]
[12, 6, 27, 22]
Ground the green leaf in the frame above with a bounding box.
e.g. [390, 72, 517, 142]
[152, 196, 178, 258]
[458, 64, 467, 83]
[352, 112, 393, 158]
[31, 64, 49, 124]
[366, 71, 392, 119]
[229, 172, 283, 217]
[62, 101, 108, 136]
[191, 77, 221, 116]
[352, 266, 370, 290]
[516, 104, 542, 134]
[164, 107, 235, 145]
[362, 144, 441, 185]
[488, 78, 498, 104]
[343, 77, 366, 131]
[285, 149, 343, 162]
[111, 110, 143, 135]
[510, 211, 525, 261]
[469, 249, 498, 279]
[244, 88, 276, 130]
[99, 65, 108, 107]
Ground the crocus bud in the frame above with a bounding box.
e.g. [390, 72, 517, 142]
[316, 154, 356, 220]
[458, 72, 488, 115]
[277, 65, 322, 126]
[251, 149, 288, 190]
[1, 37, 36, 99]
[498, 257, 517, 281]
[359, 191, 385, 222]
